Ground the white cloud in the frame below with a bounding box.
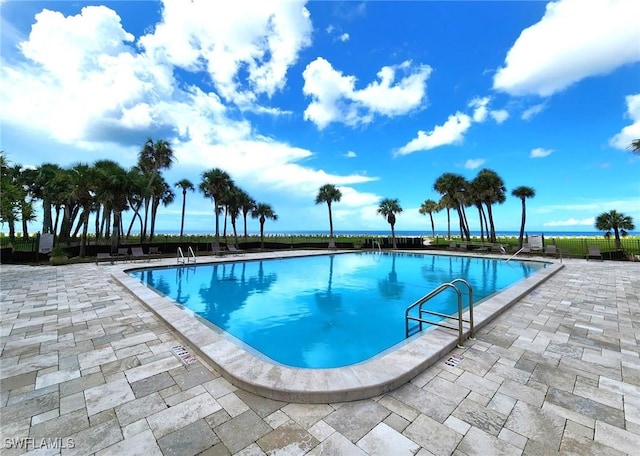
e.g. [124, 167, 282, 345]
[394, 112, 472, 156]
[0, 1, 382, 220]
[344, 151, 357, 158]
[395, 96, 508, 156]
[530, 148, 553, 158]
[490, 109, 509, 124]
[139, 0, 312, 106]
[339, 33, 350, 42]
[609, 93, 640, 150]
[469, 97, 490, 122]
[493, 0, 640, 97]
[522, 103, 546, 120]
[464, 158, 485, 169]
[543, 218, 594, 227]
[302, 57, 431, 129]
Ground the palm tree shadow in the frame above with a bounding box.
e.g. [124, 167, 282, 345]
[314, 255, 342, 311]
[378, 254, 405, 300]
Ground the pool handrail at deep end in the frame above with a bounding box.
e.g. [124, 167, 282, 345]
[405, 278, 474, 348]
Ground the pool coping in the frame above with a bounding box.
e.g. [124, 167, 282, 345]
[110, 249, 564, 403]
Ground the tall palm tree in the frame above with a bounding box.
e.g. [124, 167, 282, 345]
[315, 184, 342, 247]
[200, 168, 233, 244]
[595, 210, 635, 250]
[174, 179, 194, 238]
[94, 160, 130, 253]
[438, 195, 455, 239]
[251, 203, 278, 249]
[629, 139, 640, 155]
[377, 198, 403, 248]
[0, 154, 22, 242]
[511, 186, 535, 249]
[238, 190, 256, 241]
[150, 181, 175, 240]
[68, 163, 95, 257]
[418, 199, 439, 238]
[434, 173, 471, 241]
[225, 185, 243, 247]
[138, 138, 174, 241]
[474, 169, 506, 242]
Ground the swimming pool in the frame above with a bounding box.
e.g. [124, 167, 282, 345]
[129, 252, 546, 368]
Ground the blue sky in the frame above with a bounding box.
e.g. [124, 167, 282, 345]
[1, 0, 639, 236]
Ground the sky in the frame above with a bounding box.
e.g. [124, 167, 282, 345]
[1, 0, 639, 236]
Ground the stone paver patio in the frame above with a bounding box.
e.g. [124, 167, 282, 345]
[1, 252, 639, 455]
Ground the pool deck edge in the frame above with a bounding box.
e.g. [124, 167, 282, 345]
[110, 250, 564, 403]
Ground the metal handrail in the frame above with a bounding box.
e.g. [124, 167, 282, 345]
[405, 278, 474, 348]
[177, 246, 197, 265]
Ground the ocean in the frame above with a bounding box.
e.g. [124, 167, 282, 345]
[156, 229, 637, 238]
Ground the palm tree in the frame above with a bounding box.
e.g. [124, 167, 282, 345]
[225, 185, 243, 247]
[377, 198, 403, 248]
[418, 199, 439, 238]
[68, 163, 96, 257]
[629, 139, 640, 155]
[434, 173, 471, 241]
[251, 203, 278, 249]
[315, 184, 342, 247]
[174, 179, 194, 238]
[511, 186, 535, 249]
[474, 169, 507, 242]
[238, 190, 256, 241]
[595, 210, 635, 250]
[94, 160, 130, 253]
[199, 168, 233, 245]
[138, 138, 174, 241]
[0, 154, 22, 242]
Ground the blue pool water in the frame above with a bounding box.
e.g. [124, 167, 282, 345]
[130, 252, 545, 368]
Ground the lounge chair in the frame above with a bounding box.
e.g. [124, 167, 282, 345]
[586, 245, 603, 261]
[148, 246, 161, 255]
[211, 242, 225, 256]
[544, 245, 559, 257]
[131, 247, 150, 261]
[115, 247, 130, 261]
[96, 252, 114, 265]
[227, 244, 244, 256]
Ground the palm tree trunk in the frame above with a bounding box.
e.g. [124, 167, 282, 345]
[429, 214, 435, 238]
[476, 204, 484, 242]
[327, 203, 335, 248]
[223, 207, 228, 242]
[232, 219, 238, 247]
[391, 223, 396, 248]
[518, 198, 526, 248]
[180, 191, 186, 238]
[446, 208, 451, 239]
[213, 198, 220, 244]
[80, 209, 90, 257]
[260, 220, 265, 249]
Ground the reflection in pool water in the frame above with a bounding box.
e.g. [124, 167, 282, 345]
[130, 252, 545, 368]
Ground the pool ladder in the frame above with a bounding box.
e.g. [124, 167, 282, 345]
[177, 246, 196, 265]
[405, 278, 474, 348]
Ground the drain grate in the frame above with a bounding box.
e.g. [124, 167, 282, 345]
[171, 345, 197, 365]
